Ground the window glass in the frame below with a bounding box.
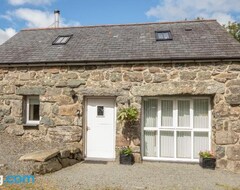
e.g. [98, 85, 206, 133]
[53, 35, 72, 45]
[193, 132, 209, 159]
[97, 106, 104, 116]
[193, 99, 209, 128]
[55, 37, 64, 44]
[143, 97, 210, 161]
[178, 100, 190, 127]
[157, 33, 164, 39]
[160, 131, 174, 158]
[163, 32, 170, 39]
[161, 100, 173, 127]
[60, 37, 70, 44]
[28, 96, 40, 121]
[177, 131, 191, 158]
[156, 31, 172, 40]
[144, 99, 158, 128]
[144, 131, 157, 157]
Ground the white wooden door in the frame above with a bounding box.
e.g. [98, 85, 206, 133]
[86, 98, 115, 160]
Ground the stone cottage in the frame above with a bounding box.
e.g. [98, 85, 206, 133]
[0, 19, 240, 172]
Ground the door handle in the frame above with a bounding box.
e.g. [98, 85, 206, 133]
[87, 126, 91, 131]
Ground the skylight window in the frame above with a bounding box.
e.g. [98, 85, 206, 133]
[155, 31, 172, 41]
[52, 35, 72, 45]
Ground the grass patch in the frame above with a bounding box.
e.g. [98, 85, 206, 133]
[101, 188, 123, 190]
[216, 183, 240, 190]
[83, 186, 124, 190]
[1, 182, 58, 190]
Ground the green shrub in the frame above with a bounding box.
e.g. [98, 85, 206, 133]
[120, 146, 133, 155]
[117, 107, 138, 123]
[199, 150, 215, 158]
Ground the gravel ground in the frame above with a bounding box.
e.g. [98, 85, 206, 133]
[0, 131, 62, 175]
[1, 131, 240, 190]
[38, 161, 240, 190]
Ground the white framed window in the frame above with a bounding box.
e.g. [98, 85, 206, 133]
[52, 35, 72, 45]
[142, 97, 211, 162]
[25, 96, 40, 125]
[155, 31, 173, 41]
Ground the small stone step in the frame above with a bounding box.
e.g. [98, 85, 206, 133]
[0, 164, 5, 168]
[19, 149, 59, 162]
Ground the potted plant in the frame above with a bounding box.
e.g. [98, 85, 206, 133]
[199, 150, 216, 169]
[119, 146, 134, 165]
[117, 106, 139, 126]
[117, 106, 138, 165]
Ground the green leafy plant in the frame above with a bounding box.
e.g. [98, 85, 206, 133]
[223, 21, 240, 42]
[117, 107, 138, 123]
[120, 146, 133, 155]
[199, 150, 215, 158]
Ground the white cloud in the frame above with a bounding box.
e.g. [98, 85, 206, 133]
[0, 28, 17, 45]
[4, 8, 81, 28]
[0, 12, 13, 22]
[211, 12, 235, 26]
[0, 8, 80, 44]
[8, 0, 54, 6]
[14, 8, 55, 28]
[146, 0, 240, 25]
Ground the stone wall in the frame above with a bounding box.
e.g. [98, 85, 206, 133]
[0, 62, 240, 172]
[20, 146, 82, 175]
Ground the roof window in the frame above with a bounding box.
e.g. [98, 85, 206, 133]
[52, 35, 72, 45]
[155, 31, 172, 41]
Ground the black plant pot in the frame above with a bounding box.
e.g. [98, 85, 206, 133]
[120, 153, 134, 165]
[199, 157, 216, 169]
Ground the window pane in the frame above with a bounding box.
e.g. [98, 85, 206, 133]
[55, 37, 64, 44]
[60, 37, 70, 44]
[29, 98, 39, 105]
[194, 132, 209, 159]
[163, 32, 170, 39]
[194, 99, 209, 128]
[161, 100, 173, 127]
[144, 131, 157, 157]
[156, 31, 171, 40]
[178, 100, 190, 127]
[177, 131, 191, 158]
[144, 99, 158, 128]
[97, 106, 104, 116]
[157, 33, 164, 39]
[29, 97, 40, 121]
[160, 131, 174, 158]
[53, 36, 72, 45]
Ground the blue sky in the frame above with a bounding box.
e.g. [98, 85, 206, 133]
[0, 0, 240, 44]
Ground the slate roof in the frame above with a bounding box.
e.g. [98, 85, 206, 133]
[0, 20, 240, 65]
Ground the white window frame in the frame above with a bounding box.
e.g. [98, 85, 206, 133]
[26, 96, 40, 125]
[142, 97, 211, 162]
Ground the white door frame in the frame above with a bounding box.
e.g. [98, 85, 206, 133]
[84, 97, 116, 161]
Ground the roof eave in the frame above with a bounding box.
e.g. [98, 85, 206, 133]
[0, 56, 240, 67]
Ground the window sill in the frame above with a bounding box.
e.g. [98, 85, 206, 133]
[23, 123, 39, 127]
